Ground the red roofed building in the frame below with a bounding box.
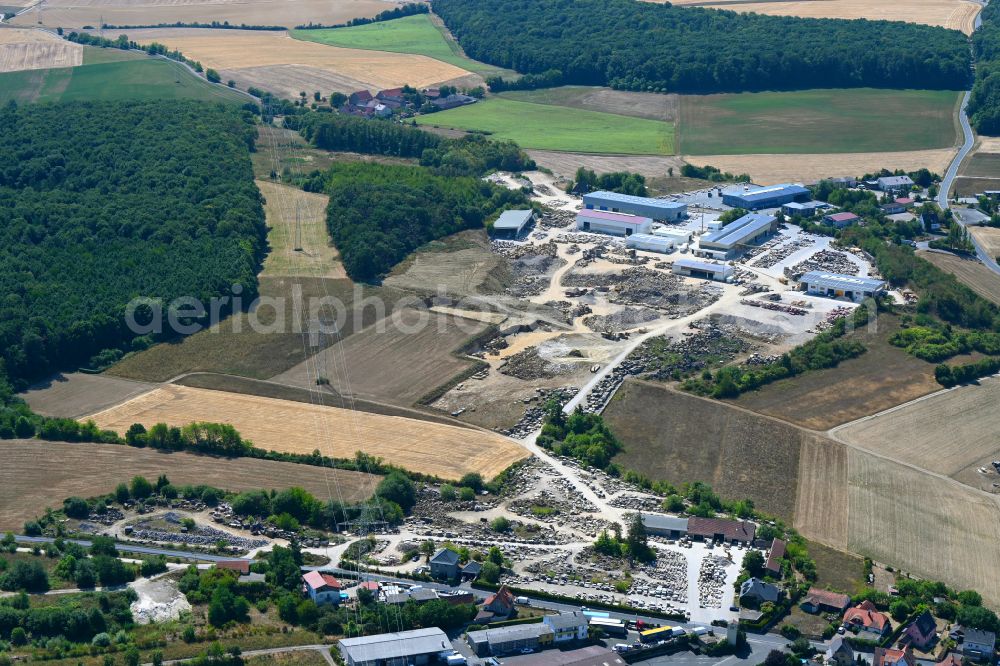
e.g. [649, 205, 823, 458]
[844, 600, 891, 638]
[302, 571, 341, 606]
[801, 588, 851, 615]
[377, 88, 405, 103]
[215, 560, 250, 575]
[479, 585, 516, 621]
[938, 653, 963, 666]
[348, 90, 372, 106]
[765, 539, 786, 575]
[895, 197, 916, 208]
[901, 610, 938, 650]
[823, 211, 861, 229]
[874, 647, 916, 666]
[687, 517, 756, 544]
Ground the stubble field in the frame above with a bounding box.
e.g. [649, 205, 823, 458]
[84, 384, 529, 479]
[0, 28, 81, 72]
[498, 86, 679, 122]
[10, 0, 402, 29]
[257, 180, 345, 279]
[970, 226, 1000, 259]
[917, 250, 1000, 304]
[0, 439, 378, 530]
[661, 0, 981, 34]
[123, 28, 469, 97]
[23, 373, 155, 419]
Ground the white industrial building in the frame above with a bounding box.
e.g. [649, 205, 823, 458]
[695, 212, 777, 259]
[651, 225, 692, 243]
[799, 272, 886, 303]
[492, 209, 534, 239]
[672, 257, 734, 282]
[576, 209, 652, 236]
[583, 190, 687, 221]
[339, 627, 451, 666]
[626, 233, 674, 253]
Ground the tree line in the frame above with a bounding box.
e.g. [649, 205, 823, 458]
[321, 162, 530, 281]
[295, 3, 428, 29]
[433, 0, 971, 94]
[0, 101, 266, 392]
[969, 1, 1000, 134]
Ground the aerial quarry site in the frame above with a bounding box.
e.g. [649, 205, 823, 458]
[6, 0, 1000, 666]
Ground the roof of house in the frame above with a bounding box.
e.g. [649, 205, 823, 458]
[800, 271, 886, 292]
[844, 600, 891, 632]
[641, 513, 689, 533]
[484, 585, 516, 610]
[302, 571, 340, 592]
[937, 654, 963, 666]
[895, 197, 916, 205]
[827, 635, 853, 657]
[803, 588, 851, 611]
[340, 627, 448, 661]
[359, 581, 380, 591]
[544, 612, 588, 630]
[765, 538, 786, 572]
[740, 577, 780, 602]
[907, 611, 937, 641]
[964, 628, 996, 646]
[350, 90, 372, 102]
[700, 213, 776, 248]
[577, 209, 652, 225]
[378, 87, 404, 98]
[878, 176, 914, 186]
[825, 212, 861, 222]
[494, 209, 534, 230]
[430, 548, 460, 565]
[688, 516, 757, 542]
[462, 561, 483, 574]
[874, 647, 916, 666]
[583, 190, 686, 210]
[215, 560, 250, 575]
[725, 183, 810, 203]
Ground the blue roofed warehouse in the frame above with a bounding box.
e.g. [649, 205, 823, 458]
[722, 184, 810, 210]
[583, 191, 687, 222]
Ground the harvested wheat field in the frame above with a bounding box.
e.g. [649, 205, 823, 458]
[0, 28, 82, 72]
[684, 149, 957, 186]
[10, 0, 401, 30]
[124, 29, 469, 95]
[833, 378, 1000, 480]
[0, 439, 378, 530]
[23, 372, 156, 419]
[257, 180, 344, 279]
[85, 384, 528, 479]
[269, 308, 488, 406]
[847, 448, 1000, 606]
[527, 150, 685, 181]
[970, 225, 1000, 260]
[663, 0, 980, 34]
[918, 250, 1000, 305]
[793, 434, 849, 551]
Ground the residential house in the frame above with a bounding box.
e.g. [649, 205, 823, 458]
[826, 635, 856, 666]
[823, 211, 861, 229]
[215, 560, 250, 576]
[874, 647, 916, 666]
[348, 90, 372, 107]
[844, 600, 891, 638]
[800, 588, 851, 615]
[765, 539, 786, 576]
[301, 571, 341, 606]
[881, 202, 908, 215]
[478, 584, 516, 621]
[895, 197, 916, 209]
[543, 612, 589, 643]
[429, 548, 460, 579]
[962, 628, 996, 662]
[467, 624, 554, 657]
[901, 611, 938, 651]
[937, 653, 963, 666]
[877, 175, 915, 193]
[739, 578, 781, 608]
[376, 87, 405, 103]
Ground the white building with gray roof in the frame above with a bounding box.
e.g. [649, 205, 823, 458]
[339, 627, 450, 666]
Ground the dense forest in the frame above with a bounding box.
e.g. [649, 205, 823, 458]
[295, 113, 535, 176]
[323, 162, 529, 281]
[970, 2, 1000, 133]
[433, 0, 971, 94]
[0, 101, 266, 390]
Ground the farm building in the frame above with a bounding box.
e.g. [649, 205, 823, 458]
[576, 209, 652, 236]
[696, 212, 778, 259]
[687, 516, 756, 544]
[492, 209, 534, 239]
[582, 191, 687, 221]
[783, 200, 830, 217]
[626, 233, 674, 253]
[722, 183, 810, 210]
[652, 225, 692, 243]
[671, 257, 734, 282]
[641, 513, 689, 539]
[467, 624, 555, 657]
[823, 211, 861, 228]
[338, 627, 450, 666]
[799, 272, 886, 303]
[801, 588, 851, 614]
[877, 175, 915, 193]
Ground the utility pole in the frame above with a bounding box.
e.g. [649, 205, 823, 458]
[293, 201, 303, 252]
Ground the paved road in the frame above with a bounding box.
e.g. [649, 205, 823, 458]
[939, 91, 974, 211]
[15, 535, 243, 562]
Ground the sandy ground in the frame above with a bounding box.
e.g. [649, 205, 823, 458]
[0, 27, 82, 72]
[130, 574, 191, 624]
[256, 180, 344, 279]
[684, 149, 958, 185]
[662, 0, 981, 34]
[10, 0, 402, 29]
[83, 384, 529, 479]
[23, 372, 156, 419]
[121, 28, 468, 94]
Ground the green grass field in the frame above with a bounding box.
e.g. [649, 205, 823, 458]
[0, 57, 248, 105]
[415, 97, 674, 154]
[678, 88, 961, 154]
[291, 14, 508, 75]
